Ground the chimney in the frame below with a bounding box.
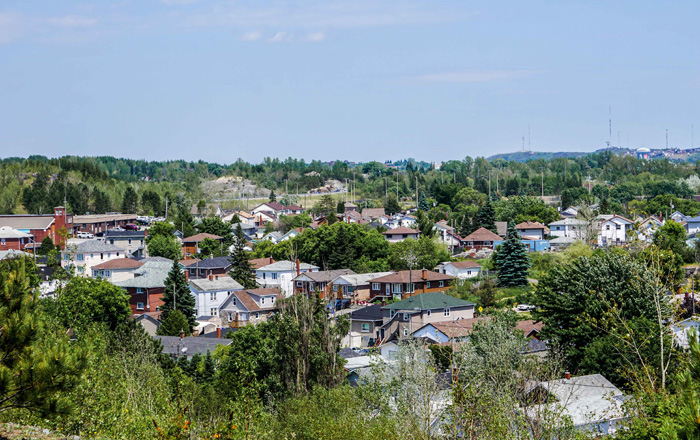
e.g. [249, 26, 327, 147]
[564, 371, 571, 380]
[381, 299, 386, 306]
[296, 259, 300, 276]
[184, 269, 189, 282]
[180, 330, 185, 340]
[216, 327, 221, 338]
[269, 256, 274, 264]
[422, 269, 428, 281]
[209, 274, 214, 281]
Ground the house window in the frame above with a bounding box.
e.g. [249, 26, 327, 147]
[107, 253, 111, 258]
[78, 266, 84, 273]
[361, 323, 370, 333]
[296, 281, 303, 287]
[403, 328, 409, 337]
[128, 239, 132, 245]
[190, 269, 195, 276]
[386, 284, 390, 294]
[372, 283, 380, 290]
[255, 312, 260, 319]
[232, 298, 237, 306]
[105, 270, 111, 277]
[77, 254, 84, 261]
[406, 283, 415, 293]
[262, 273, 266, 279]
[444, 308, 450, 317]
[110, 239, 115, 244]
[616, 224, 621, 230]
[390, 310, 396, 318]
[426, 282, 431, 288]
[439, 281, 444, 287]
[272, 273, 277, 280]
[228, 312, 233, 322]
[467, 271, 471, 275]
[64, 254, 70, 261]
[100, 253, 104, 260]
[136, 302, 144, 310]
[402, 234, 408, 238]
[261, 297, 266, 304]
[403, 313, 409, 321]
[606, 225, 610, 230]
[136, 288, 144, 294]
[0, 238, 4, 245]
[210, 292, 216, 301]
[211, 308, 217, 316]
[392, 284, 403, 294]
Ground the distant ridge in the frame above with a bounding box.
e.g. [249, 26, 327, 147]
[488, 146, 700, 162]
[487, 151, 591, 162]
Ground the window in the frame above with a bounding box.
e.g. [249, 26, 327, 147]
[100, 253, 104, 260]
[78, 266, 84, 273]
[271, 273, 277, 280]
[105, 270, 111, 277]
[402, 234, 408, 238]
[606, 225, 610, 230]
[616, 224, 621, 230]
[406, 283, 415, 293]
[211, 308, 217, 316]
[255, 312, 260, 319]
[403, 313, 409, 321]
[403, 328, 409, 336]
[386, 284, 390, 294]
[261, 297, 266, 304]
[64, 254, 70, 261]
[128, 239, 132, 245]
[467, 271, 471, 275]
[190, 269, 195, 275]
[390, 310, 396, 318]
[210, 292, 217, 301]
[444, 308, 450, 317]
[372, 283, 380, 290]
[262, 273, 266, 279]
[77, 254, 84, 261]
[0, 238, 4, 245]
[361, 323, 370, 333]
[136, 302, 144, 310]
[232, 298, 237, 306]
[439, 281, 444, 287]
[110, 239, 115, 244]
[426, 281, 431, 288]
[228, 312, 233, 322]
[427, 310, 431, 317]
[296, 281, 303, 287]
[107, 253, 111, 258]
[392, 284, 403, 294]
[136, 288, 144, 294]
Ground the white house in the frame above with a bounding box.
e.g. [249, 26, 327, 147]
[412, 318, 486, 343]
[685, 215, 700, 236]
[61, 240, 126, 277]
[435, 260, 482, 279]
[189, 275, 244, 318]
[548, 218, 588, 239]
[218, 287, 281, 327]
[92, 258, 144, 283]
[382, 227, 420, 243]
[255, 260, 319, 288]
[635, 216, 663, 243]
[672, 317, 700, 349]
[515, 221, 549, 240]
[598, 215, 634, 247]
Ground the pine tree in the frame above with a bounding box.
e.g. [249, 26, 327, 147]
[157, 309, 191, 336]
[494, 221, 530, 287]
[475, 200, 497, 233]
[599, 197, 610, 214]
[37, 236, 55, 256]
[385, 193, 402, 215]
[269, 190, 276, 202]
[160, 260, 196, 332]
[121, 186, 139, 214]
[418, 190, 429, 211]
[229, 224, 257, 289]
[415, 210, 436, 238]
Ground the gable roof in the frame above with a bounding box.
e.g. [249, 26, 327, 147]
[295, 269, 356, 283]
[495, 221, 508, 237]
[515, 221, 548, 230]
[104, 230, 146, 239]
[0, 226, 33, 239]
[284, 204, 303, 211]
[234, 288, 281, 312]
[250, 257, 275, 269]
[257, 260, 318, 272]
[462, 227, 502, 242]
[349, 304, 384, 321]
[603, 215, 634, 225]
[370, 270, 454, 284]
[92, 258, 144, 270]
[189, 275, 243, 292]
[444, 260, 482, 269]
[182, 233, 223, 243]
[114, 259, 173, 288]
[382, 292, 474, 311]
[65, 240, 126, 253]
[548, 218, 588, 226]
[516, 320, 544, 337]
[182, 256, 232, 269]
[382, 226, 419, 235]
[0, 215, 55, 231]
[420, 317, 488, 339]
[361, 208, 385, 219]
[334, 272, 394, 286]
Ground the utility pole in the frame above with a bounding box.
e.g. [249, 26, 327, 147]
[416, 176, 418, 209]
[541, 170, 544, 198]
[165, 197, 168, 219]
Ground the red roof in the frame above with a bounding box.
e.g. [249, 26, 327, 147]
[284, 204, 303, 211]
[182, 233, 223, 243]
[250, 257, 275, 269]
[515, 320, 544, 337]
[447, 260, 482, 269]
[515, 221, 547, 230]
[462, 227, 502, 242]
[370, 270, 454, 284]
[265, 202, 286, 211]
[92, 258, 144, 270]
[383, 227, 420, 235]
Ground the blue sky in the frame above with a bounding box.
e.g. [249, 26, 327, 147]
[0, 1, 698, 163]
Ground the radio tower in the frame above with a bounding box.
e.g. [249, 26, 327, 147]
[607, 105, 612, 148]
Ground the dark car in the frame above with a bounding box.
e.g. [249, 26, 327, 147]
[124, 223, 138, 231]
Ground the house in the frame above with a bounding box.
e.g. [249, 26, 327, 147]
[293, 269, 356, 298]
[495, 221, 508, 237]
[635, 216, 663, 243]
[134, 313, 161, 336]
[671, 211, 688, 223]
[181, 256, 233, 280]
[104, 229, 146, 258]
[515, 221, 549, 240]
[548, 218, 588, 239]
[344, 202, 359, 212]
[399, 216, 417, 228]
[382, 226, 420, 243]
[280, 204, 304, 215]
[250, 257, 276, 270]
[412, 317, 487, 343]
[256, 260, 319, 288]
[115, 257, 173, 316]
[189, 275, 244, 319]
[0, 227, 33, 252]
[61, 240, 126, 277]
[435, 260, 481, 279]
[0, 249, 33, 261]
[672, 317, 700, 349]
[71, 213, 138, 235]
[332, 272, 394, 302]
[347, 304, 384, 348]
[461, 227, 503, 250]
[279, 227, 304, 242]
[685, 215, 700, 235]
[154, 334, 232, 360]
[0, 206, 71, 249]
[92, 258, 144, 282]
[520, 238, 551, 252]
[525, 374, 626, 435]
[222, 210, 256, 225]
[361, 208, 385, 222]
[560, 206, 579, 218]
[368, 269, 454, 300]
[218, 287, 282, 328]
[598, 215, 634, 247]
[181, 233, 223, 258]
[251, 202, 287, 219]
[377, 292, 476, 343]
[262, 231, 284, 244]
[549, 236, 577, 251]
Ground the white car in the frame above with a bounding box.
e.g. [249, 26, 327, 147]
[76, 231, 94, 239]
[516, 304, 535, 312]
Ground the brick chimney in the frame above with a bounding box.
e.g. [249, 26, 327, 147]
[564, 371, 571, 380]
[422, 269, 428, 280]
[179, 330, 185, 340]
[296, 259, 300, 276]
[381, 299, 386, 306]
[209, 274, 214, 281]
[216, 327, 221, 338]
[269, 256, 274, 264]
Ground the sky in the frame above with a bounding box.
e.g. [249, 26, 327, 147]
[0, 1, 699, 164]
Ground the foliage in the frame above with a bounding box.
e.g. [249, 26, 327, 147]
[493, 221, 530, 287]
[278, 213, 312, 233]
[0, 257, 87, 416]
[160, 260, 196, 333]
[121, 186, 139, 214]
[197, 237, 226, 258]
[418, 190, 429, 211]
[475, 278, 497, 309]
[388, 236, 450, 271]
[156, 310, 191, 337]
[174, 205, 196, 238]
[414, 209, 435, 238]
[653, 220, 689, 260]
[146, 221, 181, 260]
[197, 216, 234, 249]
[474, 200, 497, 233]
[385, 193, 401, 215]
[229, 224, 257, 289]
[37, 236, 56, 255]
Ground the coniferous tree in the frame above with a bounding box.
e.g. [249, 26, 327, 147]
[415, 210, 436, 238]
[229, 224, 257, 289]
[175, 205, 197, 238]
[385, 193, 402, 216]
[37, 236, 55, 256]
[121, 186, 139, 214]
[418, 190, 429, 211]
[494, 221, 530, 287]
[475, 200, 497, 233]
[599, 197, 610, 214]
[157, 309, 191, 336]
[92, 187, 111, 214]
[160, 260, 196, 332]
[269, 190, 276, 202]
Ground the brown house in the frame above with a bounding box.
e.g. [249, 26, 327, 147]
[369, 269, 454, 300]
[293, 269, 356, 298]
[462, 227, 503, 250]
[181, 233, 223, 258]
[114, 258, 172, 316]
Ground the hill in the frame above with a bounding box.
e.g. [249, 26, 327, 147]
[487, 151, 591, 162]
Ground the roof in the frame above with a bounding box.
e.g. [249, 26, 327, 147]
[73, 213, 137, 224]
[370, 270, 454, 284]
[334, 272, 394, 286]
[115, 259, 173, 288]
[422, 318, 489, 339]
[104, 230, 146, 238]
[383, 226, 420, 235]
[232, 288, 281, 312]
[549, 236, 577, 244]
[0, 215, 54, 231]
[338, 347, 361, 359]
[382, 292, 474, 311]
[154, 335, 231, 357]
[0, 249, 33, 260]
[602, 215, 634, 225]
[515, 320, 544, 336]
[182, 256, 232, 269]
[65, 240, 126, 253]
[250, 257, 275, 269]
[0, 226, 33, 239]
[495, 221, 508, 236]
[182, 233, 223, 243]
[189, 275, 244, 292]
[295, 269, 356, 283]
[92, 258, 144, 270]
[257, 260, 318, 272]
[443, 260, 481, 269]
[349, 304, 384, 321]
[548, 218, 588, 226]
[515, 221, 548, 230]
[284, 204, 303, 211]
[462, 227, 502, 242]
[361, 208, 385, 219]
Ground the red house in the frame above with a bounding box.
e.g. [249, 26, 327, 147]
[115, 258, 173, 317]
[0, 206, 71, 249]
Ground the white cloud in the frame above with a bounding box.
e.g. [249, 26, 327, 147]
[268, 31, 292, 43]
[47, 15, 97, 28]
[240, 31, 262, 41]
[304, 32, 326, 42]
[417, 70, 537, 83]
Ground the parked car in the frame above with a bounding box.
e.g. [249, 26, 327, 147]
[124, 223, 138, 231]
[516, 304, 535, 312]
[76, 231, 94, 239]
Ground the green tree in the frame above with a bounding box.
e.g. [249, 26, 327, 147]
[493, 221, 530, 287]
[197, 237, 225, 258]
[476, 278, 497, 309]
[388, 236, 449, 271]
[197, 216, 234, 249]
[51, 277, 131, 332]
[121, 186, 139, 213]
[175, 205, 196, 238]
[385, 193, 402, 215]
[474, 200, 497, 233]
[415, 209, 435, 239]
[92, 187, 111, 214]
[160, 260, 196, 332]
[0, 257, 87, 415]
[156, 309, 191, 336]
[418, 190, 429, 211]
[269, 190, 276, 202]
[146, 234, 181, 260]
[37, 235, 56, 256]
[653, 220, 688, 258]
[229, 224, 257, 289]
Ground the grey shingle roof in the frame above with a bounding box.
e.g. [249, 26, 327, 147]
[67, 240, 126, 253]
[189, 276, 243, 292]
[257, 260, 319, 272]
[154, 335, 231, 357]
[115, 260, 173, 288]
[183, 256, 233, 269]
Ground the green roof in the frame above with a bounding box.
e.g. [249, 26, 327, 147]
[382, 292, 475, 311]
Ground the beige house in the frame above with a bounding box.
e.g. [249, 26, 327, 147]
[218, 287, 282, 328]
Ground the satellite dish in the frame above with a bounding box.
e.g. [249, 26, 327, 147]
[181, 347, 188, 353]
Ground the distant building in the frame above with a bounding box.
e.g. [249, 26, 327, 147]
[71, 213, 138, 235]
[0, 206, 71, 249]
[61, 240, 126, 277]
